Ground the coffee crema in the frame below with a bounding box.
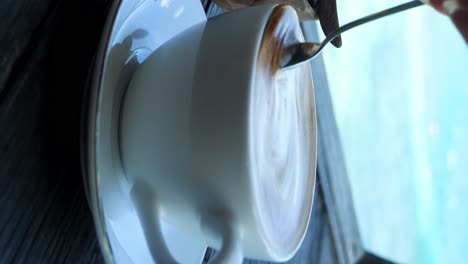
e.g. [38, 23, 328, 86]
[249, 4, 315, 253]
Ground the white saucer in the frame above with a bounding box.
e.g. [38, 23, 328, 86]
[82, 0, 208, 263]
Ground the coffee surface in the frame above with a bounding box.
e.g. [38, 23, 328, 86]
[249, 4, 315, 252]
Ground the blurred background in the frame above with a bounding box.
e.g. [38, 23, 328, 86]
[318, 1, 468, 263]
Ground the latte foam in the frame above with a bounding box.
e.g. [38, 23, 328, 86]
[249, 4, 315, 253]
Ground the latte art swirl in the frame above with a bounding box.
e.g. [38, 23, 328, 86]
[258, 69, 300, 200]
[249, 5, 315, 252]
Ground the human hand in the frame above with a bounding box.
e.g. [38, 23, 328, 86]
[422, 0, 468, 42]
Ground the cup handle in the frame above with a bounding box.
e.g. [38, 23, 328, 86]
[201, 211, 243, 264]
[131, 184, 178, 264]
[131, 184, 243, 264]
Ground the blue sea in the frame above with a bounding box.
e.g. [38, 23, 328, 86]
[320, 1, 468, 263]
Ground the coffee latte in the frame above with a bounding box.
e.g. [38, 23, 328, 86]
[119, 4, 316, 262]
[249, 4, 315, 252]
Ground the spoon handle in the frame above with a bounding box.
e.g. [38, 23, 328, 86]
[321, 0, 424, 50]
[281, 0, 425, 69]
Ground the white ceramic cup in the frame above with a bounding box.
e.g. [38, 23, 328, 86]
[119, 4, 316, 263]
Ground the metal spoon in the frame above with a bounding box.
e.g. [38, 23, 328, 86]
[280, 0, 424, 69]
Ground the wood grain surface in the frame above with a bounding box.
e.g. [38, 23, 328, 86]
[0, 0, 111, 262]
[0, 0, 358, 263]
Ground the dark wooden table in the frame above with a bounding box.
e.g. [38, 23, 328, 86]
[0, 0, 364, 263]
